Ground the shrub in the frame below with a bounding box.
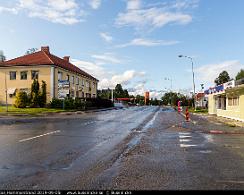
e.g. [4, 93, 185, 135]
[50, 98, 63, 109]
[14, 91, 28, 108]
[39, 81, 47, 108]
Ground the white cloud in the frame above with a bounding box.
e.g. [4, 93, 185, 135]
[19, 0, 85, 25]
[89, 0, 101, 10]
[117, 38, 179, 48]
[0, 0, 86, 25]
[115, 0, 197, 31]
[195, 60, 243, 85]
[127, 0, 141, 10]
[91, 53, 122, 64]
[99, 70, 146, 89]
[100, 32, 113, 43]
[0, 6, 18, 14]
[72, 59, 146, 90]
[71, 59, 108, 80]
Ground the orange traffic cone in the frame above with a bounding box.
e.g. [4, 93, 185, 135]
[185, 107, 190, 122]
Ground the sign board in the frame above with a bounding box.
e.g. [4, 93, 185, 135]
[58, 80, 70, 99]
[58, 80, 70, 89]
[205, 80, 235, 95]
[144, 92, 150, 105]
[204, 84, 224, 95]
[224, 80, 235, 90]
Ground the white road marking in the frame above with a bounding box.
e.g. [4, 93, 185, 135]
[179, 135, 192, 139]
[179, 132, 191, 135]
[19, 130, 61, 143]
[180, 144, 197, 148]
[179, 139, 191, 142]
[199, 150, 212, 154]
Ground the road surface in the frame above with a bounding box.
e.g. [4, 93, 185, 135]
[0, 106, 244, 190]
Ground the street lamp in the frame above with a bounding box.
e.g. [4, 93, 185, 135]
[178, 55, 196, 111]
[164, 77, 173, 106]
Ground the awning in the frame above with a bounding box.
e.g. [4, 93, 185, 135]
[7, 88, 16, 95]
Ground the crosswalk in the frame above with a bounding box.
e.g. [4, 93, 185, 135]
[178, 131, 213, 154]
[178, 132, 195, 148]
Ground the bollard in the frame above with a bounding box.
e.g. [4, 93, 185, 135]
[178, 101, 181, 114]
[185, 107, 190, 122]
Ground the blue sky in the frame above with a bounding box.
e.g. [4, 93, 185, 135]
[0, 0, 244, 98]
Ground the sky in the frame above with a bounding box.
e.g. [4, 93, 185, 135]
[0, 0, 244, 99]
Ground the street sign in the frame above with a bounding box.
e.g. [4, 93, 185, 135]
[58, 80, 70, 99]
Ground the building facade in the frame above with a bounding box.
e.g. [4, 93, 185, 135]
[205, 80, 244, 122]
[0, 46, 98, 105]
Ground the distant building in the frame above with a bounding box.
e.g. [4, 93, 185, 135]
[195, 92, 208, 108]
[205, 80, 244, 122]
[0, 46, 98, 105]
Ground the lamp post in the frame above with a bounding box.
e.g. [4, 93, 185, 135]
[178, 55, 196, 111]
[164, 77, 173, 106]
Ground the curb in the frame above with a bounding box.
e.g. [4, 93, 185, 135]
[208, 130, 244, 135]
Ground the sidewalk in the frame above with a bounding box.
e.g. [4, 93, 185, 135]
[190, 112, 244, 134]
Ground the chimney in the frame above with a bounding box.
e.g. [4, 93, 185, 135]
[63, 56, 70, 62]
[41, 46, 50, 54]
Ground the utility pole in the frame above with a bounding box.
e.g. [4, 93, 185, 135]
[165, 77, 173, 106]
[5, 71, 8, 112]
[111, 89, 114, 102]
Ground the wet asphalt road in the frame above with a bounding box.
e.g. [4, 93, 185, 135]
[0, 106, 244, 190]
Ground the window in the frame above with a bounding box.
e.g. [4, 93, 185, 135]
[10, 71, 16, 80]
[86, 81, 90, 88]
[31, 71, 39, 80]
[228, 98, 233, 106]
[66, 74, 70, 81]
[233, 97, 239, 106]
[76, 77, 79, 85]
[58, 71, 63, 81]
[228, 97, 239, 106]
[92, 82, 95, 89]
[72, 76, 74, 84]
[82, 79, 85, 86]
[20, 71, 27, 80]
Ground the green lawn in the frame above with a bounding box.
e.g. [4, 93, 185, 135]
[0, 106, 65, 115]
[188, 107, 208, 114]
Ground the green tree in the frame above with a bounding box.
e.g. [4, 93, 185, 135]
[30, 79, 40, 107]
[235, 69, 244, 80]
[26, 48, 38, 55]
[114, 84, 124, 98]
[0, 50, 6, 62]
[39, 81, 47, 107]
[14, 91, 28, 108]
[214, 70, 230, 85]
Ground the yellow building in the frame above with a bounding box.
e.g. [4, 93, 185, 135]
[0, 46, 98, 105]
[206, 80, 244, 122]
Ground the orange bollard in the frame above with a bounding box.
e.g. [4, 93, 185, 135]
[185, 107, 190, 122]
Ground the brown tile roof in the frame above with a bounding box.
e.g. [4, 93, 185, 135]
[0, 47, 98, 81]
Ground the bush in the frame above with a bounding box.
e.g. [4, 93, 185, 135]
[14, 92, 28, 108]
[50, 97, 114, 110]
[50, 98, 63, 109]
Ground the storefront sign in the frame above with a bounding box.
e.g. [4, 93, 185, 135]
[224, 80, 235, 90]
[204, 84, 224, 95]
